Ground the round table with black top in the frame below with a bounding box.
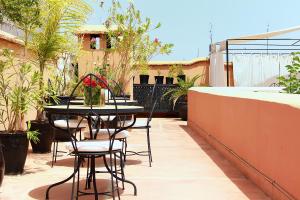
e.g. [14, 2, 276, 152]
[70, 99, 138, 106]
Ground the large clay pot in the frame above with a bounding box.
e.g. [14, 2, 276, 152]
[177, 75, 186, 82]
[154, 76, 164, 84]
[166, 77, 174, 84]
[178, 101, 187, 121]
[0, 142, 4, 185]
[0, 132, 28, 174]
[29, 120, 54, 153]
[139, 75, 149, 84]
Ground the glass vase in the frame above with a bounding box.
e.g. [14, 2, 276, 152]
[84, 86, 101, 106]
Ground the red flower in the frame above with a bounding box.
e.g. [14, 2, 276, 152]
[81, 74, 108, 89]
[154, 38, 159, 43]
[96, 74, 108, 89]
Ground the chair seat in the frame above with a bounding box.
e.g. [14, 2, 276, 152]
[54, 119, 86, 129]
[84, 129, 129, 140]
[132, 118, 149, 128]
[65, 140, 123, 152]
[91, 115, 116, 121]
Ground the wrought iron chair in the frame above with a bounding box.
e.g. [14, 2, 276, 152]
[46, 73, 135, 200]
[126, 83, 157, 167]
[50, 118, 86, 167]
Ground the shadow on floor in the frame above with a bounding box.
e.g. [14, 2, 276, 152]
[48, 157, 142, 168]
[179, 123, 269, 200]
[29, 179, 125, 200]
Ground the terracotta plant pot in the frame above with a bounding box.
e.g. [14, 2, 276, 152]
[0, 142, 4, 185]
[139, 75, 149, 84]
[29, 120, 54, 153]
[166, 77, 174, 84]
[0, 132, 28, 174]
[154, 76, 164, 84]
[178, 101, 187, 121]
[177, 75, 186, 82]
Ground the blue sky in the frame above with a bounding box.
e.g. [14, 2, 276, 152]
[85, 0, 300, 61]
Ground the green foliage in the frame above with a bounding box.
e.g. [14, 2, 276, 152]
[278, 52, 300, 94]
[26, 121, 39, 143]
[176, 64, 184, 75]
[0, 0, 40, 45]
[105, 0, 173, 91]
[0, 49, 39, 138]
[157, 70, 161, 76]
[163, 74, 201, 105]
[168, 65, 177, 78]
[29, 0, 91, 120]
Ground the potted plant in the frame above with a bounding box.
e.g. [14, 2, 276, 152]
[28, 0, 91, 153]
[0, 49, 39, 174]
[154, 69, 164, 84]
[176, 64, 186, 82]
[139, 64, 150, 84]
[166, 65, 176, 84]
[105, 2, 173, 94]
[163, 74, 201, 120]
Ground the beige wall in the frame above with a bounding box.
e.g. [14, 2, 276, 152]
[188, 89, 300, 200]
[137, 59, 210, 85]
[77, 33, 235, 89]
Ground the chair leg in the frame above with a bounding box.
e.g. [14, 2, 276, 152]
[146, 128, 152, 167]
[114, 153, 121, 200]
[76, 157, 81, 200]
[91, 156, 99, 200]
[51, 140, 56, 167]
[71, 156, 81, 200]
[109, 154, 116, 200]
[55, 141, 59, 163]
[124, 138, 128, 162]
[85, 157, 91, 189]
[119, 152, 125, 190]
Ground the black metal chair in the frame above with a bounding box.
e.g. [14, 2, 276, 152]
[126, 84, 157, 167]
[51, 118, 86, 167]
[46, 73, 134, 200]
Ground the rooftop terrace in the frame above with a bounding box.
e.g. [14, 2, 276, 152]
[0, 118, 269, 200]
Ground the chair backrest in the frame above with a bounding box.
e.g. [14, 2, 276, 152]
[107, 79, 127, 103]
[146, 83, 157, 126]
[66, 73, 125, 153]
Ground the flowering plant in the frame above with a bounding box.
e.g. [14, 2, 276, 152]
[90, 37, 96, 49]
[82, 74, 108, 89]
[81, 74, 107, 106]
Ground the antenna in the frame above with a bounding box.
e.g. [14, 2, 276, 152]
[209, 23, 213, 45]
[266, 24, 270, 54]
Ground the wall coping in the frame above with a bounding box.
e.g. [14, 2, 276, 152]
[189, 87, 300, 109]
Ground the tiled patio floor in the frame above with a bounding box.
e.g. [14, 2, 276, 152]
[0, 118, 270, 200]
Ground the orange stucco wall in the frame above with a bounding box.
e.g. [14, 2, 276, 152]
[134, 60, 210, 86]
[188, 89, 300, 200]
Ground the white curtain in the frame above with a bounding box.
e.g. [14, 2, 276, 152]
[232, 54, 291, 86]
[209, 51, 226, 86]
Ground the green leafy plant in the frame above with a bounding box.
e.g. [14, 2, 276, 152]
[163, 74, 201, 105]
[29, 0, 91, 120]
[278, 52, 300, 94]
[105, 1, 173, 93]
[0, 0, 40, 49]
[0, 49, 39, 142]
[176, 64, 184, 76]
[167, 65, 177, 78]
[157, 70, 162, 76]
[139, 63, 149, 75]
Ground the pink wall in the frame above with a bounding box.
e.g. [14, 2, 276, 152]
[188, 89, 300, 200]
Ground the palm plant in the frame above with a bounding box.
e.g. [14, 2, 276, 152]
[164, 74, 202, 105]
[29, 0, 91, 120]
